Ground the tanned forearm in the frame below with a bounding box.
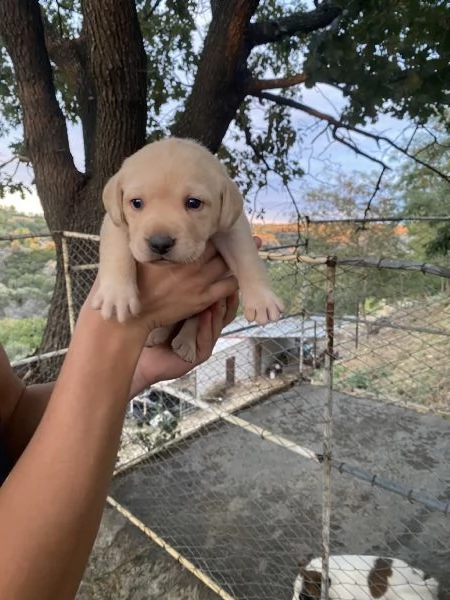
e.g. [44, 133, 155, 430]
[4, 382, 150, 467]
[3, 363, 150, 464]
[2, 382, 53, 462]
[0, 305, 147, 600]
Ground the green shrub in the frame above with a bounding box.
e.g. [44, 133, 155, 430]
[0, 317, 46, 361]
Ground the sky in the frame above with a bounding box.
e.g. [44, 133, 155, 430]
[0, 83, 411, 222]
[0, 2, 414, 223]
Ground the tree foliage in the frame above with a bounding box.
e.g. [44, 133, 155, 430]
[397, 127, 450, 259]
[1, 0, 450, 373]
[1, 1, 449, 202]
[0, 317, 46, 361]
[264, 172, 444, 317]
[305, 0, 450, 126]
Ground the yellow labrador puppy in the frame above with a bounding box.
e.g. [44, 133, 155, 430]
[92, 137, 284, 363]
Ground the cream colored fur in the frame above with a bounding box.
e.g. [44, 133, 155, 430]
[92, 137, 284, 363]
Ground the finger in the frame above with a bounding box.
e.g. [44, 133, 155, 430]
[195, 308, 214, 362]
[200, 240, 220, 264]
[200, 235, 260, 271]
[206, 276, 239, 306]
[222, 292, 239, 327]
[210, 300, 224, 342]
[201, 254, 233, 284]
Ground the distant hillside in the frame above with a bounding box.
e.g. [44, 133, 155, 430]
[0, 206, 54, 360]
[251, 222, 302, 248]
[331, 295, 450, 412]
[251, 221, 409, 251]
[0, 204, 49, 236]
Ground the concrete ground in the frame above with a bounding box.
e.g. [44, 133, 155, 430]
[82, 384, 450, 600]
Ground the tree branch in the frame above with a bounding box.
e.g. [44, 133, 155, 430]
[248, 72, 306, 92]
[248, 3, 342, 47]
[172, 0, 260, 152]
[252, 91, 450, 184]
[253, 91, 389, 169]
[361, 167, 387, 225]
[0, 0, 83, 219]
[141, 0, 165, 22]
[0, 154, 31, 170]
[41, 12, 84, 86]
[331, 128, 388, 170]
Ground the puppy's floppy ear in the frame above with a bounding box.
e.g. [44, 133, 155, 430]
[218, 176, 244, 232]
[102, 172, 125, 227]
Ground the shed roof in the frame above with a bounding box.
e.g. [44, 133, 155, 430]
[210, 336, 247, 356]
[222, 315, 327, 340]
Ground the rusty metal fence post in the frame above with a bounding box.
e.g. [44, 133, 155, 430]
[298, 217, 310, 378]
[61, 233, 75, 335]
[320, 257, 337, 600]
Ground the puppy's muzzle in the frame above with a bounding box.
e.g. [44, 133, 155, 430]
[147, 235, 176, 256]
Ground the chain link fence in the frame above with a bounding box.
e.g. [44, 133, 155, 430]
[1, 225, 449, 600]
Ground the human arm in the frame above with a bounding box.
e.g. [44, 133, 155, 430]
[0, 245, 240, 600]
[0, 239, 240, 463]
[1, 293, 239, 463]
[0, 306, 147, 599]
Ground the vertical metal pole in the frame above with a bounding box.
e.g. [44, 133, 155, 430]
[313, 320, 317, 369]
[299, 217, 310, 378]
[61, 234, 75, 335]
[299, 273, 306, 377]
[321, 258, 336, 600]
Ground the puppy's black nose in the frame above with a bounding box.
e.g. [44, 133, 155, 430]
[148, 235, 176, 255]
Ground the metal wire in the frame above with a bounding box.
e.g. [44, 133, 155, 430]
[2, 228, 450, 599]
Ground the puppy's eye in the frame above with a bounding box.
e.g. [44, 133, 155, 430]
[185, 197, 203, 210]
[130, 198, 144, 209]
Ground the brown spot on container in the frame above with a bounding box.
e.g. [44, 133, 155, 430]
[368, 557, 394, 598]
[299, 569, 322, 600]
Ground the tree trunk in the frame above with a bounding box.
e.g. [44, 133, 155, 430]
[171, 0, 260, 152]
[1, 0, 147, 382]
[2, 0, 263, 382]
[36, 0, 148, 382]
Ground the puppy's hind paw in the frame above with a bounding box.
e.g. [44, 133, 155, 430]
[146, 327, 172, 347]
[91, 283, 141, 323]
[171, 335, 197, 364]
[242, 290, 284, 326]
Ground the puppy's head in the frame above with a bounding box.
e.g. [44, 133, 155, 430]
[102, 137, 243, 264]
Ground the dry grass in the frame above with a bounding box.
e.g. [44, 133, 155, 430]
[329, 294, 450, 412]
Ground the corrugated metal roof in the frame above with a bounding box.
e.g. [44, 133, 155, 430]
[222, 315, 327, 339]
[211, 336, 247, 356]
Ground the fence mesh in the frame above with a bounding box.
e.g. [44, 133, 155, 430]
[1, 224, 449, 600]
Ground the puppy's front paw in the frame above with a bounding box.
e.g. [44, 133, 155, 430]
[242, 288, 284, 325]
[91, 281, 140, 323]
[171, 334, 197, 364]
[145, 327, 172, 347]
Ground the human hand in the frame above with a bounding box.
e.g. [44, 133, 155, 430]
[86, 241, 239, 337]
[135, 241, 239, 332]
[129, 292, 239, 394]
[130, 235, 262, 392]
